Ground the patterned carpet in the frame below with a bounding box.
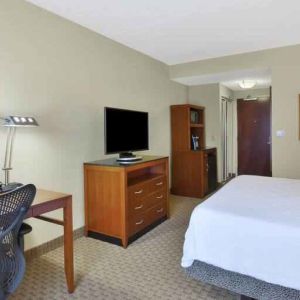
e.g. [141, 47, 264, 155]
[11, 195, 236, 300]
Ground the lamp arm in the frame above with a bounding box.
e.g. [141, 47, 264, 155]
[3, 127, 12, 169]
[3, 127, 16, 185]
[8, 127, 16, 169]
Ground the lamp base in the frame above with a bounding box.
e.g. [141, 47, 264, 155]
[0, 182, 23, 193]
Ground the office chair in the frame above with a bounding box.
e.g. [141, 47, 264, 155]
[18, 223, 32, 252]
[0, 183, 33, 252]
[0, 184, 36, 300]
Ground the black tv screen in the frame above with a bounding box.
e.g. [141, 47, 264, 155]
[105, 107, 149, 154]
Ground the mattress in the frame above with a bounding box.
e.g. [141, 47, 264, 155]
[182, 175, 300, 291]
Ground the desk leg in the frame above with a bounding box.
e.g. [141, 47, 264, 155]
[64, 196, 75, 293]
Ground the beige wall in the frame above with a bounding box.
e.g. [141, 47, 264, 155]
[188, 85, 272, 180]
[187, 84, 222, 181]
[0, 0, 187, 249]
[171, 45, 300, 179]
[188, 84, 220, 150]
[188, 84, 234, 181]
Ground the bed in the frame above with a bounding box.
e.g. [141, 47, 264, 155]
[182, 175, 300, 300]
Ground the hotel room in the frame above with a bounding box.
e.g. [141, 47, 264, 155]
[1, 0, 300, 299]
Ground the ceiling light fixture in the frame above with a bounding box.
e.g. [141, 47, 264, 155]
[239, 80, 256, 89]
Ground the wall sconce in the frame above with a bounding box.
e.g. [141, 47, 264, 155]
[1, 116, 39, 191]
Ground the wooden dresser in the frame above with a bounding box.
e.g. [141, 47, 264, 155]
[84, 156, 169, 248]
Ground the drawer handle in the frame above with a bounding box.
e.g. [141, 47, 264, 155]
[134, 204, 143, 210]
[135, 219, 144, 225]
[157, 208, 164, 213]
[134, 189, 143, 194]
[155, 182, 163, 186]
[156, 195, 163, 199]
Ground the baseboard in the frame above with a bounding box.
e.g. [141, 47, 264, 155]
[24, 226, 85, 261]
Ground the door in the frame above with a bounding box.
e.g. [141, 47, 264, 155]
[237, 98, 271, 176]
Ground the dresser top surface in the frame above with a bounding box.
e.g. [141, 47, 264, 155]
[84, 155, 168, 167]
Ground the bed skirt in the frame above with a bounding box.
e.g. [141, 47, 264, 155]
[185, 260, 300, 300]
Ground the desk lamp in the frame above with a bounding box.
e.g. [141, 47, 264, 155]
[1, 116, 38, 192]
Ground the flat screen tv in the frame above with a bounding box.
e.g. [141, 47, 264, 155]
[105, 107, 149, 161]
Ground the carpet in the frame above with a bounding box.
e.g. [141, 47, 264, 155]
[11, 195, 236, 300]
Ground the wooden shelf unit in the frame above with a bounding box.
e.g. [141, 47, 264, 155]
[171, 104, 217, 198]
[171, 104, 205, 151]
[84, 156, 169, 248]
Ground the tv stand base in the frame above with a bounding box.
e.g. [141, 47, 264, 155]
[117, 152, 142, 162]
[117, 156, 142, 162]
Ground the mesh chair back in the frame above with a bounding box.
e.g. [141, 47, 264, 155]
[0, 184, 36, 299]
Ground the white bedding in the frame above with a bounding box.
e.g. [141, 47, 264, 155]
[182, 175, 300, 290]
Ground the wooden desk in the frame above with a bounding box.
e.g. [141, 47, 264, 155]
[25, 190, 75, 293]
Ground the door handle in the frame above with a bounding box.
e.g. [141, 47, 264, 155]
[267, 136, 272, 145]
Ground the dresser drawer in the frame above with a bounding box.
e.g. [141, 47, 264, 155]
[129, 190, 166, 216]
[129, 211, 147, 235]
[148, 176, 167, 193]
[128, 182, 148, 201]
[144, 190, 166, 210]
[129, 201, 167, 236]
[129, 197, 146, 216]
[147, 202, 167, 225]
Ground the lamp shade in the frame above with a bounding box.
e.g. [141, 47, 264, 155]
[2, 116, 39, 127]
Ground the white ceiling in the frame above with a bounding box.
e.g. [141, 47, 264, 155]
[173, 68, 271, 90]
[26, 0, 300, 65]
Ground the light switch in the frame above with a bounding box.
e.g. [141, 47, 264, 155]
[276, 130, 286, 137]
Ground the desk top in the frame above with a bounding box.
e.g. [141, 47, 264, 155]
[33, 189, 70, 206]
[84, 155, 168, 168]
[27, 189, 71, 218]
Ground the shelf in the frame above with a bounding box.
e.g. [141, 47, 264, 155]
[128, 173, 164, 187]
[171, 104, 205, 151]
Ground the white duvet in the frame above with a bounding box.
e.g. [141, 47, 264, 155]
[182, 175, 300, 290]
